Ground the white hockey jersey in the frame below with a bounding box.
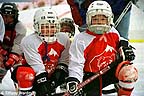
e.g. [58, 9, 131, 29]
[68, 27, 120, 82]
[21, 32, 71, 77]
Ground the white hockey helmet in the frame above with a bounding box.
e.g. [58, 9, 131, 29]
[33, 8, 60, 43]
[86, 1, 114, 34]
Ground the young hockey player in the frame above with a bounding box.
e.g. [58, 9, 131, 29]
[67, 0, 139, 40]
[66, 1, 138, 96]
[11, 8, 71, 96]
[0, 2, 26, 83]
[60, 17, 75, 41]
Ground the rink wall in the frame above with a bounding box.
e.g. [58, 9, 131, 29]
[129, 4, 144, 42]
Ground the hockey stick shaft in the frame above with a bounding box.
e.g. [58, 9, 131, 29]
[63, 60, 119, 96]
[114, 1, 132, 27]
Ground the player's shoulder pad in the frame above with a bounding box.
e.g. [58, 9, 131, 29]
[15, 21, 27, 35]
[56, 32, 70, 45]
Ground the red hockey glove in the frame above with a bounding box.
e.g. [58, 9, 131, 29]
[0, 46, 8, 56]
[11, 65, 36, 96]
[0, 46, 8, 68]
[4, 53, 19, 70]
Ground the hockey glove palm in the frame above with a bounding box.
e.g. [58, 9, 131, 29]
[119, 45, 135, 61]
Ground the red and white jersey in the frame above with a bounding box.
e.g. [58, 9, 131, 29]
[21, 32, 70, 76]
[69, 27, 120, 82]
[3, 21, 26, 54]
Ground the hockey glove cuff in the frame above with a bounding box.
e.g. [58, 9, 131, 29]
[32, 71, 50, 96]
[66, 77, 83, 95]
[4, 52, 19, 70]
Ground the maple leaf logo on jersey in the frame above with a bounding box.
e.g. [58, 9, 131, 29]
[48, 48, 59, 57]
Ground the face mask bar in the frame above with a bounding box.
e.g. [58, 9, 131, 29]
[38, 23, 59, 43]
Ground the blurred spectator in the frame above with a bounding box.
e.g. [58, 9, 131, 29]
[16, 0, 67, 11]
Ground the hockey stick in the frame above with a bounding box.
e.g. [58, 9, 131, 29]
[63, 60, 122, 96]
[114, 1, 132, 27]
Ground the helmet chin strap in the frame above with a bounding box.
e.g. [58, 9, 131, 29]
[95, 30, 104, 34]
[37, 31, 57, 43]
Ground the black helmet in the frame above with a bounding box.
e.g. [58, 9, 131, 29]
[0, 2, 19, 21]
